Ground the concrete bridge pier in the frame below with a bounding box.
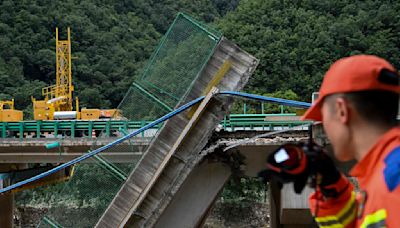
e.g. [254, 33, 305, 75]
[0, 192, 13, 228]
[0, 164, 14, 228]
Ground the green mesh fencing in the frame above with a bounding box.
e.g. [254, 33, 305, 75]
[14, 12, 222, 227]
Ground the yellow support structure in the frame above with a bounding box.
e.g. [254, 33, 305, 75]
[203, 60, 232, 95]
[49, 27, 74, 111]
[39, 27, 73, 111]
[30, 27, 119, 121]
[187, 60, 232, 118]
[33, 27, 76, 120]
[54, 27, 73, 111]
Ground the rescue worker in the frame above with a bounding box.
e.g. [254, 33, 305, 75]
[261, 55, 400, 227]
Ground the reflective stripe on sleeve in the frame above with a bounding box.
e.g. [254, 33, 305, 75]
[360, 209, 387, 228]
[315, 192, 356, 228]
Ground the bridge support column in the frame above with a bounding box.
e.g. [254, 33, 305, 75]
[269, 180, 282, 228]
[0, 164, 14, 228]
[0, 164, 13, 228]
[269, 181, 317, 228]
[0, 192, 13, 228]
[152, 161, 232, 228]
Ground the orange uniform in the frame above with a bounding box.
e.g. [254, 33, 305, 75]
[309, 127, 400, 227]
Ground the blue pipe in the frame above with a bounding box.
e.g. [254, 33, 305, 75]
[219, 91, 311, 108]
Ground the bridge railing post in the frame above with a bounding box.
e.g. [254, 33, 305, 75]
[88, 121, 93, 138]
[18, 122, 24, 140]
[1, 122, 6, 139]
[141, 120, 145, 138]
[54, 121, 58, 138]
[36, 121, 41, 138]
[70, 121, 75, 138]
[106, 121, 111, 137]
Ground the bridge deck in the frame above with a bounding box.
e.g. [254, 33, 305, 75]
[0, 138, 151, 163]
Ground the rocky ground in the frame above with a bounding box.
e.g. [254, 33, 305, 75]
[205, 202, 269, 228]
[16, 202, 269, 227]
[14, 207, 48, 228]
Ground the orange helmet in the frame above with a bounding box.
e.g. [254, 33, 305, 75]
[302, 55, 400, 121]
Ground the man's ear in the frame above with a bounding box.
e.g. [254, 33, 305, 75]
[335, 97, 350, 124]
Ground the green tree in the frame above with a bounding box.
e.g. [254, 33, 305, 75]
[0, 0, 237, 114]
[217, 0, 400, 101]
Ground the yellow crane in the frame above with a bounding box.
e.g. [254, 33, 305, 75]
[32, 27, 80, 120]
[0, 27, 121, 122]
[31, 27, 121, 121]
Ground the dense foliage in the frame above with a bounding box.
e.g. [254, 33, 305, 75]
[217, 0, 400, 100]
[0, 0, 238, 113]
[1, 0, 399, 114]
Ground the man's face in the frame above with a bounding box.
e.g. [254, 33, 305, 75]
[321, 96, 354, 161]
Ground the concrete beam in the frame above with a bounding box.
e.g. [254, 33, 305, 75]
[0, 152, 142, 163]
[238, 144, 280, 177]
[152, 161, 231, 228]
[0, 138, 150, 163]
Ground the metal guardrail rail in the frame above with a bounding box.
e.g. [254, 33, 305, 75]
[221, 113, 311, 131]
[0, 120, 162, 139]
[0, 114, 310, 140]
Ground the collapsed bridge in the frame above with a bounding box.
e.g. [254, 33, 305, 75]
[0, 13, 323, 228]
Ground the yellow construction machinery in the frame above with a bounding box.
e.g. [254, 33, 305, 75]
[30, 27, 121, 121]
[32, 27, 80, 120]
[0, 99, 23, 121]
[0, 27, 121, 122]
[80, 108, 122, 120]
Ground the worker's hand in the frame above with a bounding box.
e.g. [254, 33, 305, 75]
[258, 142, 342, 196]
[304, 142, 342, 197]
[258, 143, 311, 194]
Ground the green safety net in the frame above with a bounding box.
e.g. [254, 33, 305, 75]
[14, 13, 221, 228]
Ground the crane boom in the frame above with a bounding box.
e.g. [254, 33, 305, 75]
[56, 27, 73, 111]
[41, 27, 74, 111]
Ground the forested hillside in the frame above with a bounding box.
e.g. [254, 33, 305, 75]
[0, 0, 399, 115]
[217, 0, 400, 99]
[0, 0, 238, 114]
